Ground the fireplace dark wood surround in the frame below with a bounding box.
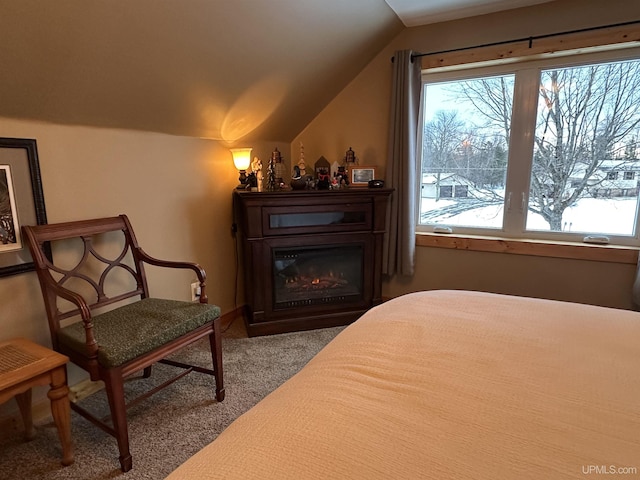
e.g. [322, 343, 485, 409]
[233, 188, 393, 336]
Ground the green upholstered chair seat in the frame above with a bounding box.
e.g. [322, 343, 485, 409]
[58, 298, 221, 368]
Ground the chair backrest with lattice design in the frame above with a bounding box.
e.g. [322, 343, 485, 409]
[22, 215, 150, 349]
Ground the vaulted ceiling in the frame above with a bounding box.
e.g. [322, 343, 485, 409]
[0, 0, 402, 143]
[0, 0, 556, 144]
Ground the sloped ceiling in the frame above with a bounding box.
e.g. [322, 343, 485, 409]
[0, 0, 403, 143]
[0, 0, 561, 144]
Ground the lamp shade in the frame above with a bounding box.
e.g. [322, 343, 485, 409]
[231, 148, 252, 171]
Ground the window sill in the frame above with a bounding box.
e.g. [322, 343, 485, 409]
[415, 232, 639, 265]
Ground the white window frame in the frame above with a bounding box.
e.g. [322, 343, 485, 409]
[417, 46, 640, 248]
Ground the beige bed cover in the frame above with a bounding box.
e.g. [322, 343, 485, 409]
[167, 290, 640, 479]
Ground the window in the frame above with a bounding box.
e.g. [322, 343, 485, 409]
[439, 185, 453, 198]
[454, 185, 468, 198]
[418, 49, 640, 246]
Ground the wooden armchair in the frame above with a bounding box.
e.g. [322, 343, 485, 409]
[22, 214, 224, 472]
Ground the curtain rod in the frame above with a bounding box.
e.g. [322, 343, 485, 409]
[408, 19, 640, 61]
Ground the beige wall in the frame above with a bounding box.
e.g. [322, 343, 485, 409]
[0, 115, 286, 416]
[392, 247, 636, 308]
[294, 0, 640, 310]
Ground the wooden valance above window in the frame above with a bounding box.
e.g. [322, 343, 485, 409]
[420, 21, 640, 71]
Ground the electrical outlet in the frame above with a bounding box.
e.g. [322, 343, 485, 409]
[190, 281, 201, 302]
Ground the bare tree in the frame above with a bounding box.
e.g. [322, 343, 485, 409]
[423, 77, 512, 213]
[423, 110, 464, 201]
[458, 61, 640, 230]
[532, 61, 640, 230]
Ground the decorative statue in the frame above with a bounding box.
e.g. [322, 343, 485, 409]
[298, 142, 306, 177]
[291, 164, 306, 190]
[272, 147, 286, 187]
[344, 147, 356, 165]
[333, 165, 349, 188]
[314, 156, 331, 190]
[266, 156, 277, 191]
[331, 160, 340, 178]
[316, 168, 330, 190]
[251, 156, 263, 191]
[245, 172, 257, 190]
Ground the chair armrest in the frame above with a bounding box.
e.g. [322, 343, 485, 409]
[40, 273, 99, 353]
[134, 247, 209, 303]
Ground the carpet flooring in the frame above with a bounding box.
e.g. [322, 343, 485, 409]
[0, 320, 344, 480]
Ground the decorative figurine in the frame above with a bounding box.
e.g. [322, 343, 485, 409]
[251, 156, 263, 191]
[344, 147, 357, 165]
[316, 168, 330, 189]
[331, 160, 340, 178]
[289, 142, 309, 190]
[298, 142, 306, 177]
[334, 165, 349, 188]
[245, 172, 257, 190]
[266, 156, 277, 191]
[272, 147, 286, 187]
[313, 156, 331, 189]
[291, 164, 306, 190]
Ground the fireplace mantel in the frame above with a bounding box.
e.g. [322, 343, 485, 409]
[233, 188, 392, 336]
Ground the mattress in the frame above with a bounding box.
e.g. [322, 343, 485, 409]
[166, 290, 640, 479]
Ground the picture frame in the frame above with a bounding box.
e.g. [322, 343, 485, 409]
[0, 137, 50, 277]
[0, 165, 21, 252]
[350, 166, 376, 186]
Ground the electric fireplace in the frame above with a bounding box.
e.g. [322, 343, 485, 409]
[233, 188, 392, 336]
[273, 244, 364, 309]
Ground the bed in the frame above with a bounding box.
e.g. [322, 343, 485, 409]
[166, 290, 640, 479]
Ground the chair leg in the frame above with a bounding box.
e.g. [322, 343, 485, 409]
[15, 389, 35, 441]
[142, 366, 152, 378]
[103, 368, 133, 472]
[209, 319, 225, 402]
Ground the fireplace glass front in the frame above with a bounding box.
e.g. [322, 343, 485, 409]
[273, 244, 363, 309]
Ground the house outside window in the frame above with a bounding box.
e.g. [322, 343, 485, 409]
[418, 49, 640, 246]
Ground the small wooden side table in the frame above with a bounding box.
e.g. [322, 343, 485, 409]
[0, 338, 74, 466]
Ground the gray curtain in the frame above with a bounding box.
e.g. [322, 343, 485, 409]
[383, 50, 422, 277]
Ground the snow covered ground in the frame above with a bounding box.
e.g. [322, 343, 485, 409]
[421, 197, 639, 235]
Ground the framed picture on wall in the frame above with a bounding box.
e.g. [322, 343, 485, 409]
[350, 166, 376, 186]
[0, 137, 50, 277]
[0, 165, 21, 253]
